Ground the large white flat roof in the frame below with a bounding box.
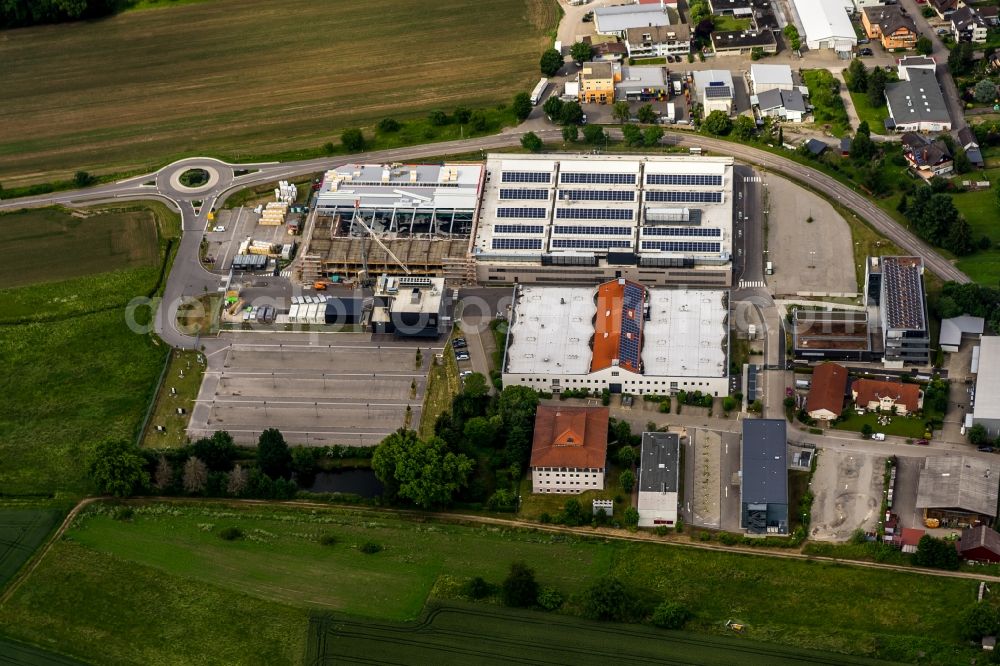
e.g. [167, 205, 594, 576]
[316, 163, 482, 211]
[642, 289, 727, 377]
[750, 64, 793, 87]
[975, 337, 1000, 423]
[794, 0, 857, 43]
[595, 5, 671, 32]
[506, 286, 596, 375]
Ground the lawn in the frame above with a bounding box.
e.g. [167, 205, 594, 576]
[140, 350, 207, 449]
[0, 0, 559, 188]
[952, 160, 1000, 285]
[518, 462, 628, 521]
[307, 602, 886, 666]
[419, 341, 460, 439]
[0, 202, 178, 497]
[833, 410, 930, 439]
[802, 70, 851, 137]
[714, 15, 752, 31]
[0, 500, 980, 664]
[848, 91, 888, 134]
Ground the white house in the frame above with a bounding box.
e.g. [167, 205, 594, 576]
[530, 405, 609, 494]
[693, 69, 736, 115]
[637, 432, 680, 527]
[624, 24, 691, 58]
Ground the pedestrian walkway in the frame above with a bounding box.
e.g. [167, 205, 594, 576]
[738, 279, 766, 289]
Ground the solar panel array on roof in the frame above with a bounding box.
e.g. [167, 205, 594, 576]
[560, 172, 636, 184]
[559, 189, 636, 201]
[618, 282, 645, 372]
[705, 86, 733, 99]
[495, 224, 545, 234]
[555, 208, 633, 220]
[641, 241, 721, 252]
[646, 174, 723, 186]
[647, 191, 723, 203]
[497, 207, 547, 219]
[499, 188, 549, 200]
[747, 364, 758, 402]
[492, 238, 543, 250]
[553, 225, 632, 235]
[641, 227, 721, 237]
[502, 171, 550, 183]
[552, 239, 632, 249]
[882, 257, 926, 330]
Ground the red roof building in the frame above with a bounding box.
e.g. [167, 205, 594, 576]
[959, 525, 1000, 563]
[852, 378, 922, 415]
[806, 362, 848, 420]
[530, 405, 610, 494]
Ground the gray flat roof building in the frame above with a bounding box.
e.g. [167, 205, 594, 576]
[637, 432, 681, 527]
[974, 337, 1000, 438]
[741, 419, 788, 534]
[941, 315, 984, 351]
[885, 69, 952, 133]
[916, 455, 999, 522]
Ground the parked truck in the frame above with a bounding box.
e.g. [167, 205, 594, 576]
[530, 78, 549, 106]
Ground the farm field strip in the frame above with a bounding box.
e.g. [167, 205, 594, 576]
[0, 0, 557, 186]
[0, 508, 64, 589]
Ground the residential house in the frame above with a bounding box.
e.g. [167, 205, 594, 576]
[579, 61, 618, 104]
[901, 132, 954, 177]
[958, 525, 1000, 562]
[806, 362, 848, 420]
[711, 29, 778, 56]
[952, 6, 988, 43]
[852, 378, 922, 415]
[755, 87, 808, 121]
[593, 40, 629, 62]
[637, 432, 680, 527]
[624, 24, 691, 59]
[750, 63, 794, 94]
[884, 69, 952, 133]
[862, 5, 918, 50]
[693, 69, 736, 114]
[928, 0, 962, 20]
[529, 405, 610, 494]
[980, 6, 999, 27]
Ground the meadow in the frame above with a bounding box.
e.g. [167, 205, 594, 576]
[0, 501, 980, 664]
[0, 0, 559, 187]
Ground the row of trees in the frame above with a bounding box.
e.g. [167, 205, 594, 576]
[0, 0, 124, 28]
[899, 184, 975, 256]
[845, 59, 894, 109]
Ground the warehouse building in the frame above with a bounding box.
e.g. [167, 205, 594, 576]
[973, 337, 1000, 437]
[503, 279, 728, 395]
[637, 431, 680, 527]
[749, 63, 794, 94]
[884, 69, 952, 133]
[792, 0, 857, 56]
[473, 153, 735, 287]
[916, 456, 999, 527]
[865, 256, 930, 367]
[741, 419, 788, 535]
[594, 4, 672, 37]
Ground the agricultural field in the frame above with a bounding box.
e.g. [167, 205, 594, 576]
[0, 0, 559, 188]
[0, 202, 178, 497]
[0, 501, 980, 664]
[0, 506, 63, 589]
[305, 603, 885, 666]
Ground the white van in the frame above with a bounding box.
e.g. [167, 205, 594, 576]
[872, 433, 886, 441]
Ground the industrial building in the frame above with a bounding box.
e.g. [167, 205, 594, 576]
[865, 256, 930, 367]
[940, 315, 984, 353]
[529, 405, 610, 494]
[473, 153, 735, 287]
[740, 419, 788, 535]
[370, 275, 446, 338]
[615, 66, 670, 101]
[884, 69, 952, 133]
[637, 432, 680, 527]
[792, 309, 878, 362]
[502, 279, 729, 395]
[306, 162, 483, 282]
[973, 337, 1000, 437]
[916, 456, 999, 527]
[594, 4, 672, 37]
[693, 70, 736, 115]
[792, 0, 857, 55]
[749, 64, 794, 94]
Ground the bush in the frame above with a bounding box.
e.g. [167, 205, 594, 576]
[538, 512, 552, 524]
[377, 118, 401, 132]
[319, 533, 338, 546]
[537, 587, 564, 610]
[340, 128, 365, 152]
[655, 525, 671, 536]
[360, 541, 383, 554]
[501, 561, 539, 607]
[218, 526, 244, 541]
[699, 531, 712, 541]
[651, 601, 691, 629]
[583, 577, 633, 622]
[113, 507, 134, 521]
[465, 576, 493, 599]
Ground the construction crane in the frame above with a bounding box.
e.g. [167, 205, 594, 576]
[351, 201, 410, 278]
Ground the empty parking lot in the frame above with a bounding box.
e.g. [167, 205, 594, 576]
[810, 449, 886, 542]
[188, 336, 441, 446]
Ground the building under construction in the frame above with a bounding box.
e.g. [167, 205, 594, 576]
[305, 162, 483, 283]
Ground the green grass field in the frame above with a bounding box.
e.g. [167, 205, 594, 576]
[140, 350, 206, 449]
[952, 151, 1000, 285]
[714, 15, 752, 31]
[833, 410, 930, 439]
[0, 507, 63, 588]
[848, 91, 888, 134]
[306, 603, 889, 666]
[0, 0, 558, 187]
[0, 501, 980, 664]
[0, 203, 178, 497]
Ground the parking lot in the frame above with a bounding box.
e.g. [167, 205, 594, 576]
[188, 334, 442, 446]
[810, 449, 886, 541]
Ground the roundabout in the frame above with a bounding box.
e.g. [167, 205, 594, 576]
[157, 158, 235, 200]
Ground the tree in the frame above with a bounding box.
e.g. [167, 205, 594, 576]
[732, 115, 756, 141]
[702, 110, 732, 136]
[562, 124, 579, 142]
[975, 79, 998, 105]
[570, 41, 593, 64]
[74, 171, 94, 187]
[521, 131, 543, 152]
[953, 148, 972, 174]
[689, 0, 711, 25]
[896, 192, 909, 214]
[861, 423, 874, 438]
[152, 455, 174, 492]
[227, 463, 249, 496]
[182, 456, 208, 494]
[949, 41, 974, 76]
[191, 430, 236, 472]
[783, 25, 801, 51]
[617, 445, 637, 468]
[540, 48, 563, 77]
[945, 216, 974, 256]
[583, 124, 606, 144]
[866, 67, 887, 108]
[619, 469, 636, 493]
[643, 125, 664, 147]
[462, 372, 489, 398]
[257, 428, 291, 478]
[914, 534, 960, 570]
[969, 423, 990, 446]
[513, 92, 533, 121]
[453, 106, 472, 124]
[622, 123, 643, 146]
[623, 506, 640, 527]
[558, 498, 587, 526]
[372, 429, 473, 508]
[377, 118, 400, 132]
[501, 561, 539, 607]
[497, 386, 540, 469]
[652, 601, 691, 629]
[722, 396, 738, 412]
[463, 416, 500, 449]
[963, 602, 1000, 641]
[613, 100, 632, 123]
[428, 109, 449, 126]
[340, 128, 365, 152]
[88, 439, 149, 497]
[559, 100, 584, 126]
[583, 577, 632, 622]
[695, 18, 715, 40]
[846, 58, 868, 93]
[291, 446, 319, 486]
[470, 109, 489, 131]
[916, 36, 933, 56]
[543, 95, 564, 120]
[637, 104, 658, 124]
[851, 122, 876, 163]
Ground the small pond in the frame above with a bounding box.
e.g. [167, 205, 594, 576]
[308, 469, 382, 498]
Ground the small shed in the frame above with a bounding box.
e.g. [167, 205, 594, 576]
[805, 138, 828, 156]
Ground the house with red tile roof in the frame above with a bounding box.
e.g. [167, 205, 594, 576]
[852, 378, 922, 415]
[530, 405, 610, 494]
[806, 362, 848, 420]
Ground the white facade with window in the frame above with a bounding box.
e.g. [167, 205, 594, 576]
[532, 467, 607, 493]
